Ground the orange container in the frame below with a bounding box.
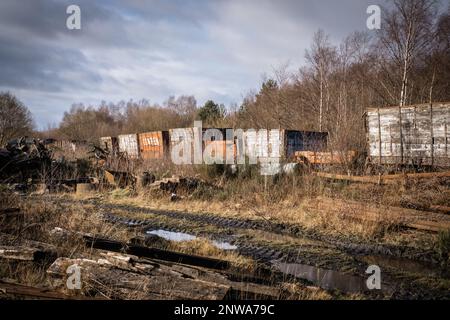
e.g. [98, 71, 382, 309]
[138, 131, 170, 160]
[204, 140, 236, 162]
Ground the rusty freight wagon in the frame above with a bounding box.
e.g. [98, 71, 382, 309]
[138, 131, 170, 160]
[366, 102, 450, 167]
[117, 134, 140, 159]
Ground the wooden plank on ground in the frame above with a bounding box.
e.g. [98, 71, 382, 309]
[313, 172, 398, 185]
[0, 245, 57, 262]
[0, 280, 94, 300]
[47, 257, 231, 300]
[381, 171, 450, 180]
[314, 171, 450, 185]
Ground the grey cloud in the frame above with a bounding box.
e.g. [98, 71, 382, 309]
[0, 34, 101, 92]
[2, 0, 446, 129]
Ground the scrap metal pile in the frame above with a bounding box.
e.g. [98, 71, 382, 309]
[0, 137, 52, 182]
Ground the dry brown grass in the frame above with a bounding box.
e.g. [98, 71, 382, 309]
[2, 168, 448, 299]
[106, 191, 398, 240]
[100, 170, 450, 253]
[280, 282, 333, 300]
[0, 191, 256, 287]
[0, 191, 133, 287]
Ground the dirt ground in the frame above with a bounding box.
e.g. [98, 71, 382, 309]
[2, 176, 449, 300]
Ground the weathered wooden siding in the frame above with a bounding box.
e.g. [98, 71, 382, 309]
[366, 103, 450, 166]
[118, 134, 140, 159]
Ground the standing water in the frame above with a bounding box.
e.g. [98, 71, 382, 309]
[146, 230, 237, 251]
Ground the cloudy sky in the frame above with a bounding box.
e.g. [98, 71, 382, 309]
[0, 0, 387, 128]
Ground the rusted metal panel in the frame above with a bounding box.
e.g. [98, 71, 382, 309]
[138, 131, 169, 160]
[204, 140, 236, 162]
[203, 128, 234, 164]
[118, 134, 140, 159]
[366, 103, 450, 166]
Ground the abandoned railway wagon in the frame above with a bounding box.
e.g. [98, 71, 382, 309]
[242, 130, 328, 161]
[103, 128, 328, 165]
[282, 130, 328, 158]
[117, 134, 140, 159]
[366, 102, 450, 167]
[169, 127, 235, 163]
[138, 131, 170, 160]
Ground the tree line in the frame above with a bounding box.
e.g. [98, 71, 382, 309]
[1, 0, 449, 154]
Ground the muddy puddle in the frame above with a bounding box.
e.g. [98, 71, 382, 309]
[360, 255, 450, 278]
[146, 230, 238, 250]
[272, 261, 369, 293]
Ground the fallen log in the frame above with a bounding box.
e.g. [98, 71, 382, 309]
[0, 246, 40, 261]
[48, 228, 285, 297]
[314, 171, 450, 185]
[406, 221, 450, 233]
[47, 250, 284, 300]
